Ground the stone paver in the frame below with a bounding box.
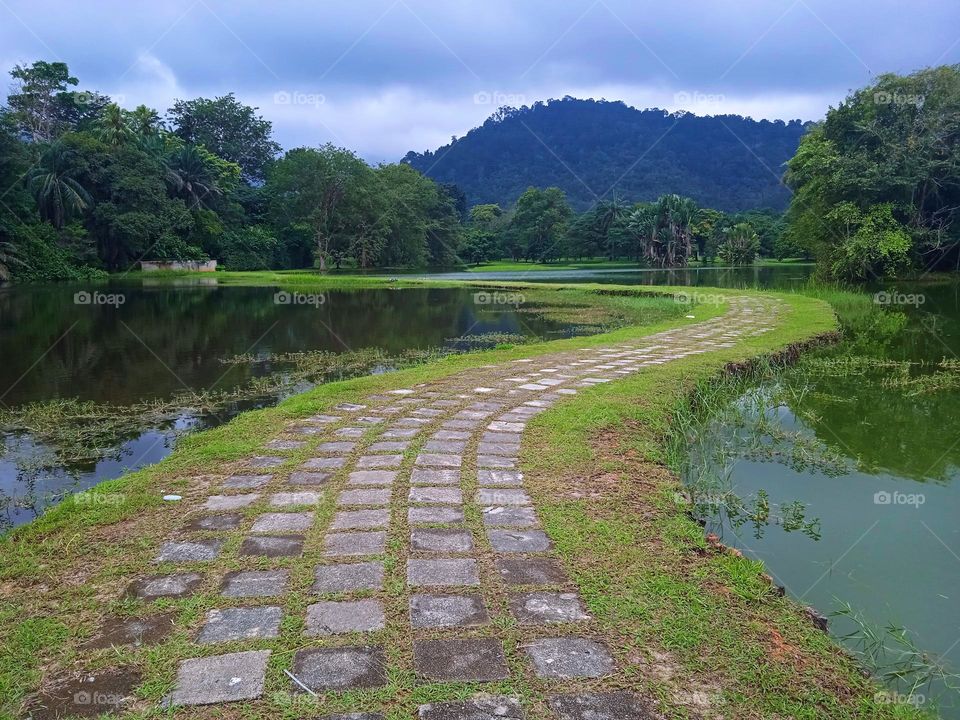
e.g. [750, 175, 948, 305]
[185, 514, 243, 531]
[368, 440, 409, 452]
[221, 570, 289, 598]
[245, 455, 285, 468]
[482, 506, 538, 527]
[348, 470, 397, 486]
[317, 441, 357, 453]
[250, 512, 314, 533]
[410, 486, 462, 504]
[304, 456, 348, 470]
[325, 531, 386, 556]
[411, 528, 474, 553]
[411, 469, 461, 485]
[547, 692, 655, 719]
[410, 593, 489, 628]
[477, 489, 531, 505]
[154, 539, 223, 563]
[313, 561, 384, 593]
[525, 637, 614, 678]
[509, 592, 590, 624]
[292, 646, 387, 691]
[415, 453, 462, 467]
[413, 638, 509, 681]
[167, 650, 270, 706]
[495, 557, 568, 585]
[197, 606, 282, 644]
[84, 613, 176, 649]
[331, 509, 390, 529]
[127, 573, 203, 600]
[408, 558, 480, 587]
[487, 529, 552, 553]
[305, 599, 385, 635]
[204, 494, 259, 511]
[288, 470, 331, 485]
[338, 488, 392, 506]
[409, 506, 464, 524]
[223, 474, 272, 489]
[357, 454, 403, 468]
[270, 491, 322, 507]
[417, 697, 524, 719]
[239, 534, 304, 557]
[31, 668, 140, 717]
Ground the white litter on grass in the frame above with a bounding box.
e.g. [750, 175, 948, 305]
[162, 494, 182, 501]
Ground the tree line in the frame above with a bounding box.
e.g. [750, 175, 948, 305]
[3, 59, 955, 283]
[0, 61, 462, 281]
[0, 61, 798, 283]
[784, 64, 960, 280]
[461, 190, 799, 266]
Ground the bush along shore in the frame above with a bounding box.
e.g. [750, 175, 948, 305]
[2, 284, 928, 719]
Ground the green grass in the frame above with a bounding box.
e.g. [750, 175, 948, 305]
[0, 280, 920, 718]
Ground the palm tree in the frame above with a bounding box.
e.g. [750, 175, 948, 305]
[27, 142, 92, 229]
[128, 104, 162, 137]
[165, 145, 220, 208]
[93, 103, 133, 147]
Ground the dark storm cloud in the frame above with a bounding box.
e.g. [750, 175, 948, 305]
[2, 0, 958, 160]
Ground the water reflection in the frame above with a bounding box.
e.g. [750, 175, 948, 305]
[684, 281, 960, 716]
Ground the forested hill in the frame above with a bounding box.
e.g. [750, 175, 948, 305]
[402, 98, 810, 212]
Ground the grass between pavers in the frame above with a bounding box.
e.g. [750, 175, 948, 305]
[0, 282, 895, 719]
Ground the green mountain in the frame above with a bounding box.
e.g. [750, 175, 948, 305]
[402, 97, 810, 212]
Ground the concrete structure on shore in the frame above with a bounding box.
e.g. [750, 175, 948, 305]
[140, 260, 217, 272]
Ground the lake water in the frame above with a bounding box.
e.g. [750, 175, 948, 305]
[682, 280, 960, 717]
[0, 282, 582, 528]
[423, 263, 816, 289]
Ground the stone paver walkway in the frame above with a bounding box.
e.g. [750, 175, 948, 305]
[115, 297, 781, 718]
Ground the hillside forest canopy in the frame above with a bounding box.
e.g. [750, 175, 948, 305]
[0, 61, 957, 282]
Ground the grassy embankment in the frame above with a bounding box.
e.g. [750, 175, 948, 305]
[0, 278, 921, 719]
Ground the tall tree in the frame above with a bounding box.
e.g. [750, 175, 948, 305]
[165, 145, 222, 208]
[168, 93, 281, 183]
[266, 145, 372, 271]
[719, 222, 760, 265]
[93, 103, 134, 147]
[26, 142, 92, 229]
[6, 61, 79, 141]
[621, 195, 698, 267]
[785, 64, 960, 279]
[508, 187, 572, 262]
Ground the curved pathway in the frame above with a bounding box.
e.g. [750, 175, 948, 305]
[109, 297, 782, 718]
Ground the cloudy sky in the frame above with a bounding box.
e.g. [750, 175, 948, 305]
[1, 0, 957, 162]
